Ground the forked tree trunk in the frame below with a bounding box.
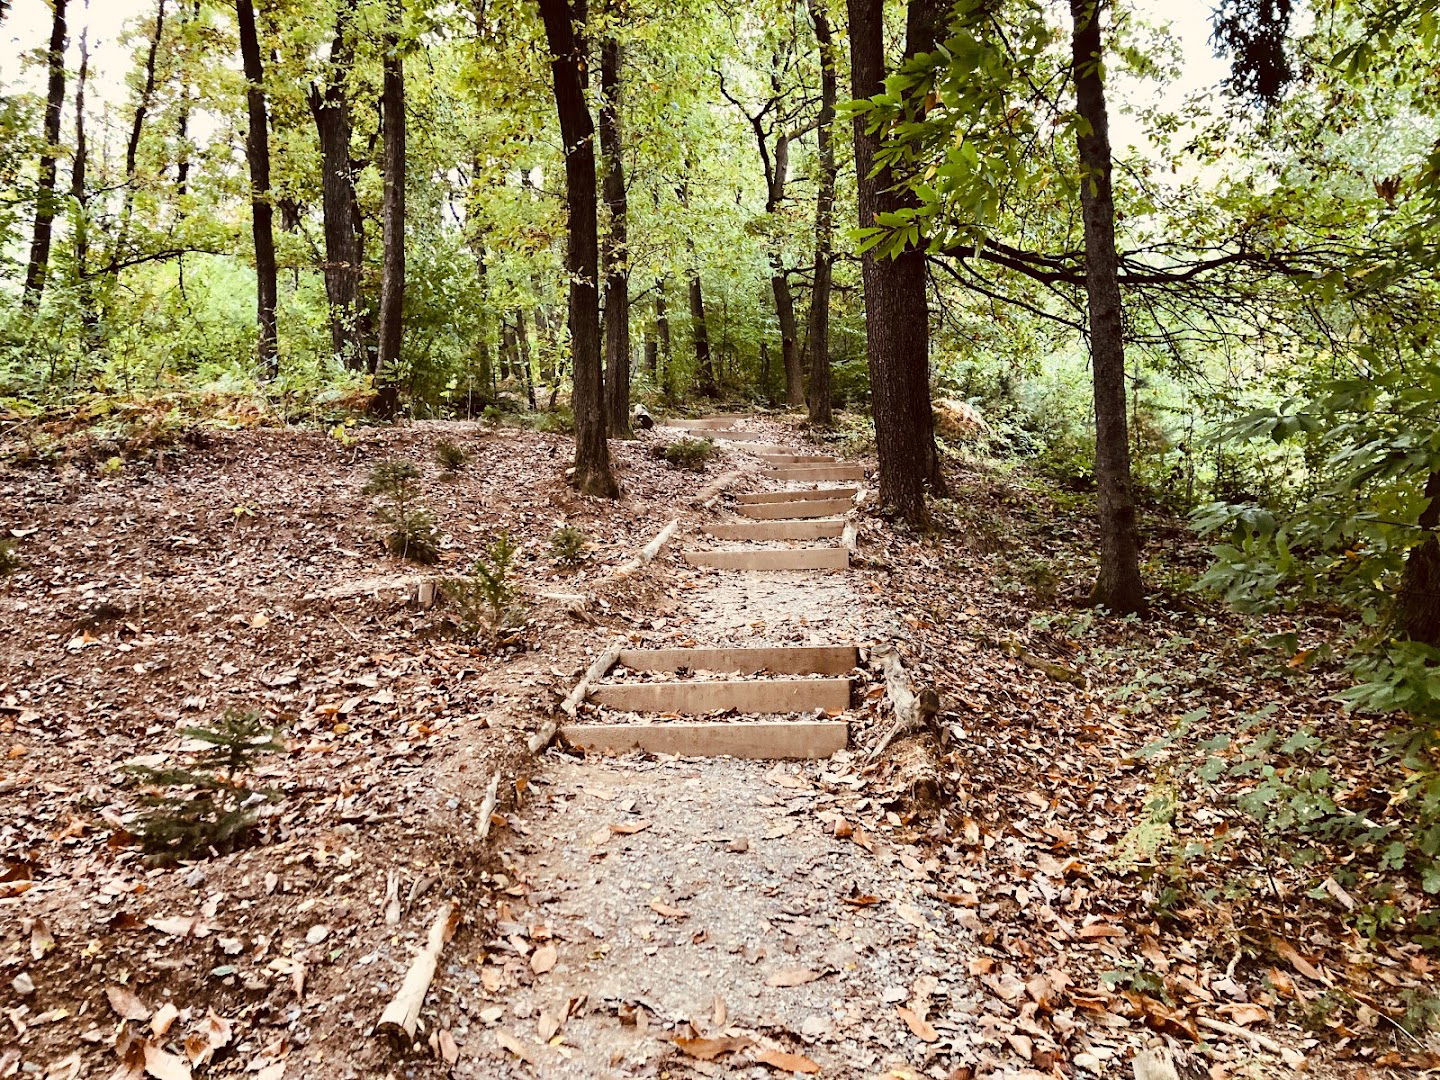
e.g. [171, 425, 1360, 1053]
[847, 0, 944, 525]
[21, 0, 67, 311]
[599, 35, 632, 437]
[236, 0, 278, 378]
[372, 2, 406, 418]
[309, 3, 365, 370]
[1070, 0, 1146, 614]
[537, 0, 618, 497]
[806, 0, 837, 426]
[690, 274, 716, 398]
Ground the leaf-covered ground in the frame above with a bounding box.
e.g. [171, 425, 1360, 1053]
[1, 414, 1437, 1079]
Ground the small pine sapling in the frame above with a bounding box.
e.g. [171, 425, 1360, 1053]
[444, 531, 526, 639]
[651, 437, 714, 471]
[550, 525, 588, 567]
[0, 539, 21, 578]
[124, 710, 283, 862]
[434, 438, 469, 474]
[364, 458, 441, 563]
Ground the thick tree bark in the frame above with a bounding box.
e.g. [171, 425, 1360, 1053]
[806, 0, 837, 426]
[690, 274, 716, 398]
[21, 0, 68, 311]
[538, 0, 618, 497]
[1397, 471, 1440, 645]
[1070, 0, 1146, 614]
[599, 36, 632, 437]
[847, 0, 944, 525]
[236, 0, 278, 377]
[309, 6, 365, 371]
[372, 4, 406, 418]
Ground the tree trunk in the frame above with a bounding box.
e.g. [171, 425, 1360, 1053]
[236, 0, 278, 378]
[309, 4, 365, 371]
[655, 279, 671, 376]
[690, 274, 716, 398]
[847, 0, 944, 526]
[115, 0, 165, 257]
[538, 0, 618, 497]
[771, 259, 803, 407]
[599, 35, 632, 438]
[69, 24, 98, 345]
[372, 2, 406, 418]
[1070, 0, 1146, 615]
[806, 0, 837, 426]
[21, 0, 67, 311]
[515, 309, 537, 409]
[1396, 471, 1440, 644]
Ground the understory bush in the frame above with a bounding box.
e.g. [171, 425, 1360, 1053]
[364, 459, 441, 563]
[652, 436, 715, 470]
[444, 531, 526, 639]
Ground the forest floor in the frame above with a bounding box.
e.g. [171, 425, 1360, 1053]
[0, 409, 1437, 1079]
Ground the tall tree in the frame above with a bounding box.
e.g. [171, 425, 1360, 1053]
[308, 2, 366, 371]
[805, 0, 837, 425]
[537, 0, 619, 497]
[847, 0, 944, 525]
[1069, 0, 1145, 614]
[373, 0, 406, 418]
[599, 34, 632, 437]
[69, 21, 97, 342]
[690, 273, 716, 397]
[236, 0, 278, 377]
[21, 0, 68, 311]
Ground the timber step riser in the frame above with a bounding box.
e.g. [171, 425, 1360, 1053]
[561, 721, 847, 760]
[755, 455, 838, 464]
[705, 520, 845, 541]
[616, 645, 858, 676]
[737, 499, 854, 520]
[684, 548, 848, 572]
[735, 487, 858, 504]
[710, 430, 768, 442]
[767, 467, 865, 483]
[590, 676, 850, 715]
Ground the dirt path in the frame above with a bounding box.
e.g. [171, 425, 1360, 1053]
[452, 426, 987, 1077]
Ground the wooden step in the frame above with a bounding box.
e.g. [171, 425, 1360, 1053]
[755, 453, 837, 464]
[736, 487, 858, 505]
[669, 417, 736, 429]
[739, 443, 791, 455]
[706, 519, 845, 541]
[737, 499, 853, 520]
[590, 676, 850, 714]
[617, 645, 858, 675]
[767, 465, 865, 483]
[710, 430, 767, 442]
[561, 720, 847, 759]
[684, 547, 848, 572]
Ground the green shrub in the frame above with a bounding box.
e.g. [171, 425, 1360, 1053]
[443, 531, 525, 638]
[652, 436, 714, 471]
[124, 710, 283, 862]
[434, 438, 469, 473]
[0, 539, 20, 577]
[549, 525, 588, 567]
[364, 459, 441, 563]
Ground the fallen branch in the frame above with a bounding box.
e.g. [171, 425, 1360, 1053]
[615, 518, 680, 577]
[375, 901, 460, 1042]
[1195, 1016, 1286, 1056]
[1000, 639, 1085, 687]
[868, 643, 941, 762]
[695, 469, 748, 507]
[475, 772, 502, 840]
[560, 641, 625, 719]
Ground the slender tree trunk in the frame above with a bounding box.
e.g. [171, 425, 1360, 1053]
[309, 5, 365, 371]
[537, 0, 618, 497]
[806, 0, 837, 425]
[372, 2, 406, 418]
[21, 0, 68, 311]
[655, 279, 671, 375]
[1070, 0, 1145, 614]
[599, 35, 632, 437]
[1398, 471, 1440, 645]
[115, 0, 165, 254]
[690, 274, 716, 398]
[69, 25, 98, 346]
[515, 309, 537, 409]
[771, 258, 802, 406]
[847, 0, 944, 525]
[236, 0, 278, 377]
[175, 0, 199, 204]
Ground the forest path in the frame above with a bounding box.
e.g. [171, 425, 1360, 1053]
[454, 423, 985, 1077]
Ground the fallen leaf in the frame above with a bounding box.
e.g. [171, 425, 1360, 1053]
[609, 820, 651, 835]
[107, 985, 151, 1022]
[30, 918, 55, 960]
[142, 1042, 192, 1080]
[146, 916, 198, 938]
[530, 943, 557, 975]
[649, 899, 689, 919]
[896, 1006, 938, 1043]
[495, 1031, 537, 1064]
[754, 1048, 822, 1073]
[437, 1029, 459, 1064]
[672, 1035, 754, 1061]
[253, 1065, 285, 1080]
[766, 967, 821, 988]
[151, 1003, 179, 1037]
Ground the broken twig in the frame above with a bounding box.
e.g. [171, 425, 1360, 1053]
[375, 901, 460, 1042]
